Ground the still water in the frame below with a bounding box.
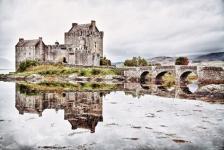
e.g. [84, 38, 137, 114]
[0, 81, 224, 149]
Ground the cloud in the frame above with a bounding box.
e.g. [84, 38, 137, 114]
[0, 0, 224, 64]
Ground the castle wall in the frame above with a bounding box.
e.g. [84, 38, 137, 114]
[16, 46, 35, 69]
[46, 45, 68, 63]
[15, 40, 46, 70]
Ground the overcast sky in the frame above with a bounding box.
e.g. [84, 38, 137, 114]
[0, 0, 224, 65]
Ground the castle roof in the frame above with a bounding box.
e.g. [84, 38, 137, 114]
[67, 21, 99, 33]
[16, 39, 40, 47]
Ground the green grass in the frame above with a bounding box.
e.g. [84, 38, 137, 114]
[17, 81, 119, 92]
[16, 64, 121, 77]
[162, 73, 176, 88]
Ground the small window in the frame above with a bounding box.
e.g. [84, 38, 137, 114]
[63, 57, 67, 63]
[62, 93, 66, 97]
[95, 42, 97, 48]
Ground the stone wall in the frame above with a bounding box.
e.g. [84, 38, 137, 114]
[198, 66, 224, 84]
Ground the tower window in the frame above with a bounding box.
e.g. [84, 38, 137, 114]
[95, 42, 97, 48]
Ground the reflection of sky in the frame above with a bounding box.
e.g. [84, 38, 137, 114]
[187, 83, 199, 93]
[0, 82, 224, 149]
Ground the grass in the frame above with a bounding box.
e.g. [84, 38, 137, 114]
[17, 81, 119, 92]
[186, 73, 198, 83]
[162, 73, 176, 87]
[15, 64, 121, 77]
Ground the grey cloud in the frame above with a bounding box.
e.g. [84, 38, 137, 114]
[0, 0, 224, 64]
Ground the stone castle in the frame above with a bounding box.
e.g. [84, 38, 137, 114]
[15, 20, 103, 69]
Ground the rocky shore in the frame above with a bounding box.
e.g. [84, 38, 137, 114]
[0, 73, 125, 83]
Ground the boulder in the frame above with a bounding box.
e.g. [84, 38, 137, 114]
[198, 84, 224, 94]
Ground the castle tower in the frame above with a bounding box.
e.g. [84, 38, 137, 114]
[64, 20, 103, 57]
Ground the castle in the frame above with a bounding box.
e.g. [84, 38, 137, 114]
[15, 20, 104, 69]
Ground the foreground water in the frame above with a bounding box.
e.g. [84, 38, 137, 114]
[0, 81, 224, 150]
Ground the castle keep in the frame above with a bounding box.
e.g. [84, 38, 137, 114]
[15, 20, 104, 69]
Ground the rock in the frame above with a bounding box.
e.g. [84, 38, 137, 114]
[25, 74, 43, 83]
[104, 75, 113, 80]
[112, 75, 125, 81]
[198, 84, 224, 94]
[68, 73, 78, 80]
[75, 76, 89, 82]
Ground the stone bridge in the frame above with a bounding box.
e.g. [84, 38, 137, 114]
[123, 66, 224, 86]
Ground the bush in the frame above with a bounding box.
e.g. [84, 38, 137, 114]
[100, 57, 111, 66]
[18, 60, 39, 72]
[124, 56, 148, 66]
[175, 57, 189, 65]
[80, 70, 87, 76]
[91, 69, 101, 75]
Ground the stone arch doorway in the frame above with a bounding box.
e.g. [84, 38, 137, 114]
[179, 71, 198, 94]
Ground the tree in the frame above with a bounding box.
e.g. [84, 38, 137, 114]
[124, 56, 148, 67]
[100, 57, 111, 66]
[175, 57, 189, 65]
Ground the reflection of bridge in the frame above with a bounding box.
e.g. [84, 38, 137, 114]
[123, 82, 224, 103]
[123, 66, 224, 85]
[16, 85, 103, 133]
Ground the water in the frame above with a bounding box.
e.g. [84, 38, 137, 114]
[0, 81, 224, 149]
[0, 69, 14, 74]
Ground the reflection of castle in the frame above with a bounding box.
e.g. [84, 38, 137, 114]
[16, 85, 103, 133]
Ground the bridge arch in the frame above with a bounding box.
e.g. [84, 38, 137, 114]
[179, 71, 198, 86]
[140, 71, 151, 89]
[155, 71, 175, 85]
[179, 71, 198, 94]
[140, 71, 151, 84]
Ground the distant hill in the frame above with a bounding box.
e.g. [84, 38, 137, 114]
[148, 56, 176, 65]
[191, 52, 224, 62]
[147, 52, 224, 65]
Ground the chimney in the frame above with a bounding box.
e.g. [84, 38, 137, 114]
[72, 23, 78, 27]
[91, 20, 96, 28]
[55, 41, 59, 45]
[39, 37, 42, 41]
[19, 38, 24, 42]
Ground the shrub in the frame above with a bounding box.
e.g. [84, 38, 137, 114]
[100, 57, 111, 66]
[18, 60, 39, 72]
[91, 69, 101, 75]
[124, 56, 148, 66]
[175, 57, 189, 65]
[80, 70, 87, 76]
